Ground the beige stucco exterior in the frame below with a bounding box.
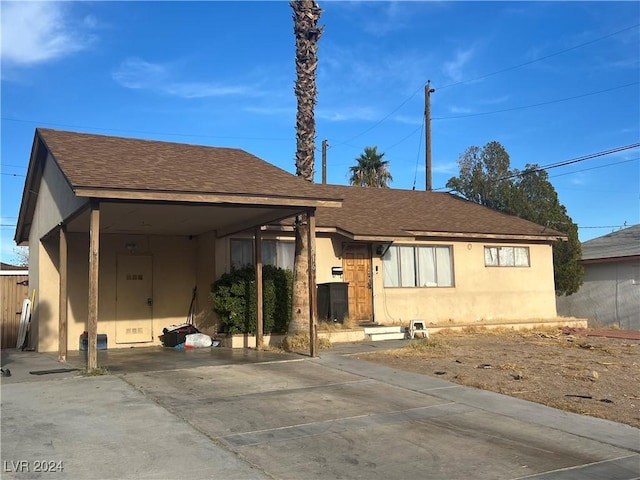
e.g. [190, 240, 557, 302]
[33, 231, 221, 352]
[312, 235, 558, 325]
[220, 233, 559, 326]
[30, 223, 558, 353]
[28, 156, 87, 351]
[23, 151, 558, 354]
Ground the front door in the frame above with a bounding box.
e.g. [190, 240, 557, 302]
[343, 244, 373, 321]
[116, 255, 153, 344]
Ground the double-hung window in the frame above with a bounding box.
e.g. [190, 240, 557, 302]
[230, 239, 295, 271]
[383, 245, 454, 287]
[484, 246, 530, 267]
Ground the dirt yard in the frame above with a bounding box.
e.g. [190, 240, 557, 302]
[355, 327, 640, 428]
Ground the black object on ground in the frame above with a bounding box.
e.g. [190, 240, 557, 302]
[1, 368, 11, 377]
[160, 324, 200, 347]
[29, 368, 79, 375]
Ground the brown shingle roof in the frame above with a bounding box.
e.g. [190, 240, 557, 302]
[33, 129, 562, 241]
[36, 128, 337, 201]
[313, 185, 565, 240]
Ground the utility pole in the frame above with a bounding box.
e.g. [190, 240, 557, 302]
[321, 138, 328, 184]
[425, 80, 435, 191]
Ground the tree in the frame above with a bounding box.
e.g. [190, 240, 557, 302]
[289, 0, 323, 335]
[446, 142, 583, 296]
[12, 246, 29, 267]
[348, 146, 393, 187]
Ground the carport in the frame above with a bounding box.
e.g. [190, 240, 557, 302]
[14, 129, 342, 369]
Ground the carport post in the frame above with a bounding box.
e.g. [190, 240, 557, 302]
[87, 203, 100, 370]
[255, 227, 263, 350]
[58, 225, 68, 362]
[307, 208, 318, 357]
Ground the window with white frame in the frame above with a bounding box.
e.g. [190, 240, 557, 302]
[484, 246, 530, 267]
[383, 245, 454, 287]
[230, 239, 295, 271]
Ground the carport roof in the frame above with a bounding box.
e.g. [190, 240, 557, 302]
[35, 128, 342, 204]
[15, 129, 343, 243]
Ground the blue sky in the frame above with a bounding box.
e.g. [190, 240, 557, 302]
[1, 1, 639, 264]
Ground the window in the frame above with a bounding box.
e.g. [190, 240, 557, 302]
[484, 246, 530, 267]
[230, 239, 295, 271]
[383, 245, 454, 287]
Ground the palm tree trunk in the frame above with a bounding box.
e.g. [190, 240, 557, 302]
[289, 0, 322, 336]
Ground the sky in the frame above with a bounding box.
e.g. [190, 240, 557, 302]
[1, 1, 639, 265]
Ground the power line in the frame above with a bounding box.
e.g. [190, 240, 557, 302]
[330, 84, 425, 148]
[330, 23, 639, 146]
[437, 23, 640, 90]
[579, 225, 630, 229]
[1, 173, 25, 177]
[434, 143, 640, 191]
[1, 116, 292, 142]
[432, 82, 638, 120]
[549, 157, 639, 179]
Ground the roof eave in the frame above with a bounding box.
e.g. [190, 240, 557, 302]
[581, 254, 640, 264]
[73, 187, 343, 208]
[14, 130, 46, 245]
[403, 230, 567, 242]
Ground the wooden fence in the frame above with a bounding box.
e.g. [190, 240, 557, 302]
[1, 274, 29, 349]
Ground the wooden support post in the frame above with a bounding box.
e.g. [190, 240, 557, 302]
[58, 225, 68, 362]
[255, 228, 263, 350]
[307, 208, 318, 357]
[87, 203, 100, 371]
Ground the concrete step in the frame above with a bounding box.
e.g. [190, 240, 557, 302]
[363, 326, 407, 341]
[367, 332, 407, 341]
[363, 326, 404, 335]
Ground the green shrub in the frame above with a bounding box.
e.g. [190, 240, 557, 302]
[210, 265, 292, 335]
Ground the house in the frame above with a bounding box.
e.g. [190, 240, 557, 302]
[15, 128, 566, 360]
[556, 225, 640, 330]
[238, 185, 566, 326]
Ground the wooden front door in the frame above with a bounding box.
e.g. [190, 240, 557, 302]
[343, 244, 372, 321]
[116, 255, 153, 344]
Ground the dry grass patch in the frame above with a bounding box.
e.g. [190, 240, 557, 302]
[356, 327, 640, 427]
[281, 334, 332, 352]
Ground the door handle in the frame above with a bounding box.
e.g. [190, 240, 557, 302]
[147, 298, 153, 307]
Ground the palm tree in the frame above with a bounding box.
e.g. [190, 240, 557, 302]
[289, 0, 323, 336]
[349, 146, 393, 187]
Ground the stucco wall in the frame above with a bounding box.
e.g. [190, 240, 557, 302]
[315, 236, 558, 324]
[36, 155, 88, 238]
[556, 260, 640, 330]
[36, 232, 198, 352]
[28, 156, 87, 351]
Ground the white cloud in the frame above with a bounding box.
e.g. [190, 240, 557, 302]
[112, 58, 168, 89]
[432, 161, 459, 174]
[243, 106, 294, 117]
[442, 48, 474, 82]
[570, 172, 589, 186]
[1, 2, 94, 66]
[393, 114, 422, 126]
[317, 106, 379, 122]
[112, 57, 251, 99]
[449, 106, 473, 114]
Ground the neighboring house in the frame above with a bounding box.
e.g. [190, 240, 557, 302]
[0, 262, 29, 349]
[15, 128, 565, 355]
[556, 225, 640, 330]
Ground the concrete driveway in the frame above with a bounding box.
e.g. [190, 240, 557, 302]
[1, 342, 639, 479]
